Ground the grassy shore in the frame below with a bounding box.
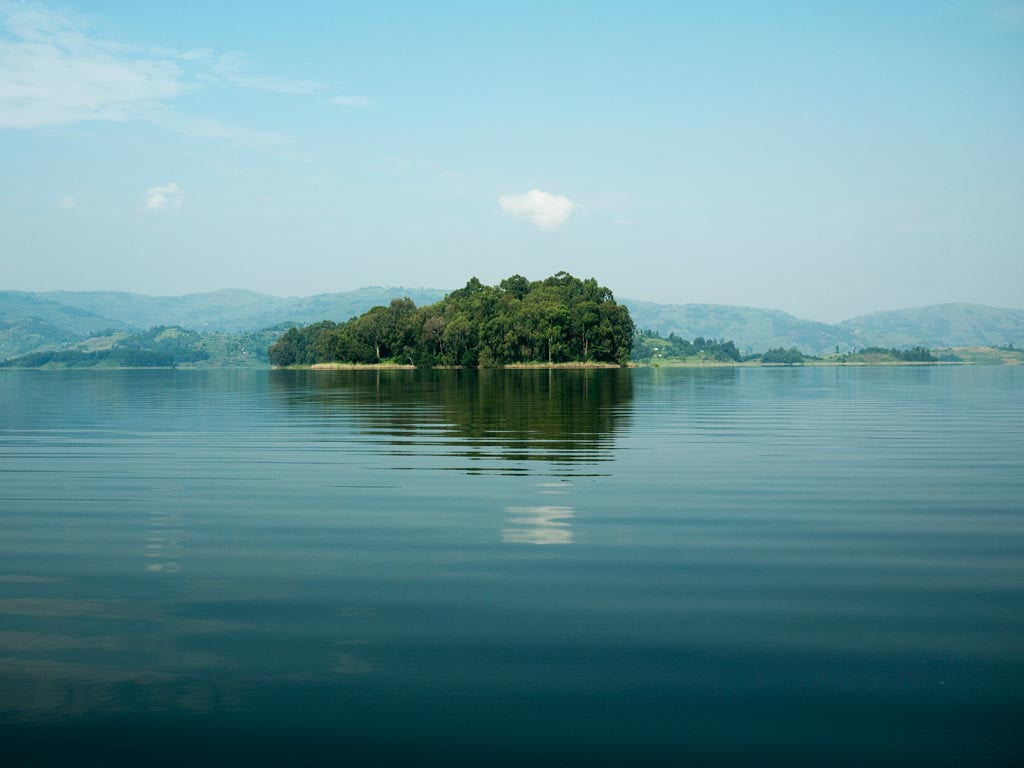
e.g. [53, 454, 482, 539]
[290, 361, 624, 370]
[306, 362, 417, 370]
[644, 359, 968, 368]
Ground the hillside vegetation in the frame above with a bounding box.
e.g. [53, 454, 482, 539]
[0, 326, 282, 369]
[838, 303, 1024, 349]
[631, 330, 743, 363]
[38, 287, 449, 333]
[624, 300, 854, 355]
[269, 273, 634, 368]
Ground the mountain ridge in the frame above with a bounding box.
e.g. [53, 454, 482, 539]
[2, 287, 1022, 361]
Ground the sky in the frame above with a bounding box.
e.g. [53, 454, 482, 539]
[0, 0, 1021, 322]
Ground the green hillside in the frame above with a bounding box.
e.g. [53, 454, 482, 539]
[839, 303, 1024, 349]
[622, 299, 856, 356]
[39, 287, 449, 333]
[0, 291, 128, 337]
[0, 317, 82, 361]
[0, 326, 283, 369]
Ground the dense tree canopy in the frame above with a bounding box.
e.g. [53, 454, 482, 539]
[760, 347, 806, 364]
[631, 329, 742, 363]
[268, 272, 634, 367]
[858, 346, 936, 362]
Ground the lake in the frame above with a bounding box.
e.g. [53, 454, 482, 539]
[1, 366, 1022, 766]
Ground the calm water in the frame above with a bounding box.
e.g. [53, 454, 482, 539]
[1, 367, 1022, 766]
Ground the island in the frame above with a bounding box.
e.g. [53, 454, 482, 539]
[268, 272, 635, 368]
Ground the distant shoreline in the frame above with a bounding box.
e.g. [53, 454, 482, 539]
[644, 360, 976, 368]
[299, 361, 625, 370]
[272, 359, 989, 371]
[3, 356, 1018, 372]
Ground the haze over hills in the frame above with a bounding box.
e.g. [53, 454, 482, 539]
[837, 303, 1024, 350]
[2, 288, 1022, 362]
[623, 300, 858, 355]
[36, 287, 450, 334]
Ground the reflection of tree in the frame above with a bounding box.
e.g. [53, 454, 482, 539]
[269, 369, 632, 472]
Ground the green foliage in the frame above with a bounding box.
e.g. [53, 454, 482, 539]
[268, 272, 635, 367]
[835, 346, 939, 363]
[0, 326, 209, 368]
[859, 346, 936, 362]
[760, 347, 805, 364]
[631, 329, 742, 363]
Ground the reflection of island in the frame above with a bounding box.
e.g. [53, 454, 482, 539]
[269, 368, 633, 474]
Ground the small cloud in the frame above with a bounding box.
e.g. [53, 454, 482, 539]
[58, 194, 76, 210]
[330, 94, 374, 107]
[145, 182, 183, 211]
[499, 189, 576, 231]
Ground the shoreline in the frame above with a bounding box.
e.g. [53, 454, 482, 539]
[4, 359, 1015, 371]
[278, 359, 982, 371]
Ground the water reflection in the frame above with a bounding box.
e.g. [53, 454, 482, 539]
[4, 368, 1020, 764]
[268, 368, 633, 475]
[502, 505, 575, 545]
[145, 504, 183, 573]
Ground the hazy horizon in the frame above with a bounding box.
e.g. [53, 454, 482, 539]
[8, 283, 1024, 325]
[2, 1, 1022, 323]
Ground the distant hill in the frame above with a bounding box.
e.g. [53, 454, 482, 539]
[2, 288, 1022, 361]
[0, 291, 128, 337]
[39, 287, 450, 333]
[0, 317, 81, 361]
[0, 287, 450, 360]
[0, 325, 284, 369]
[838, 303, 1024, 349]
[621, 300, 857, 355]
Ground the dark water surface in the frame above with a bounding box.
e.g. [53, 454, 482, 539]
[1, 367, 1022, 766]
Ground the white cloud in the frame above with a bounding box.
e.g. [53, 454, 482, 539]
[145, 182, 183, 211]
[330, 94, 374, 107]
[498, 189, 576, 230]
[0, 3, 340, 143]
[0, 4, 188, 129]
[58, 194, 75, 209]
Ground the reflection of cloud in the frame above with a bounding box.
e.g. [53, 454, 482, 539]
[502, 505, 574, 545]
[0, 595, 369, 721]
[332, 652, 372, 675]
[536, 481, 572, 496]
[145, 505, 183, 572]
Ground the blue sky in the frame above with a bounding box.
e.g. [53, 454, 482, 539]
[1, 0, 1021, 321]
